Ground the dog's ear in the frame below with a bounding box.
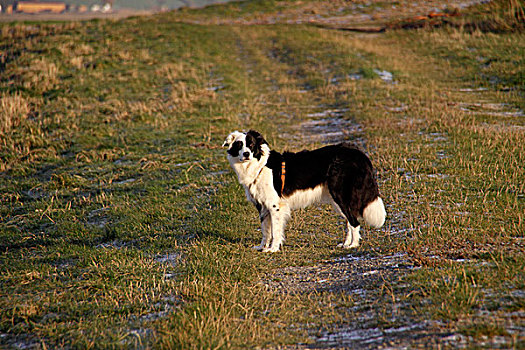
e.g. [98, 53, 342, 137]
[222, 131, 243, 148]
[246, 130, 267, 147]
[246, 130, 269, 160]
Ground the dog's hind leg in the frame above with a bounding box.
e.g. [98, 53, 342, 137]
[340, 220, 361, 249]
[332, 200, 361, 248]
[328, 192, 361, 249]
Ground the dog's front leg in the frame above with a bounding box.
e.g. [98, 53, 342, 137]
[262, 203, 289, 253]
[253, 205, 271, 251]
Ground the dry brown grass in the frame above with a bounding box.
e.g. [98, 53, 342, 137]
[0, 92, 31, 134]
[11, 58, 59, 92]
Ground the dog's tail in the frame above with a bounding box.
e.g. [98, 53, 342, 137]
[362, 197, 386, 228]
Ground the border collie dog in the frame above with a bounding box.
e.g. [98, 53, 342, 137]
[223, 130, 386, 252]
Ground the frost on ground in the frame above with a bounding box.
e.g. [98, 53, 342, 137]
[260, 253, 451, 349]
[261, 250, 523, 349]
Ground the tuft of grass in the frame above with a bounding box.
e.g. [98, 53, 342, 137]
[359, 66, 378, 79]
[459, 322, 509, 338]
[0, 92, 31, 134]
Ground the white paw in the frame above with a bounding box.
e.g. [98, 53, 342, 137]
[337, 242, 359, 249]
[262, 246, 280, 253]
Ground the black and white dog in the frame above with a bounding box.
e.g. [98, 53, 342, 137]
[223, 130, 386, 252]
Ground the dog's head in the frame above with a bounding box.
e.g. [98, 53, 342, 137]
[223, 130, 269, 163]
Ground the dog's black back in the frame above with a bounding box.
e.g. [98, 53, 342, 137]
[265, 144, 379, 224]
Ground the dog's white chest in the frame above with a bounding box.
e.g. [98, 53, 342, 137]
[247, 167, 278, 204]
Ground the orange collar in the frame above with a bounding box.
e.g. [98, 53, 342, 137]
[281, 161, 286, 194]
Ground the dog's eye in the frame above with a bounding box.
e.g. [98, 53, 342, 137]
[227, 141, 243, 157]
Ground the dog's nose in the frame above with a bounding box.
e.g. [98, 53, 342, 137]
[242, 152, 250, 158]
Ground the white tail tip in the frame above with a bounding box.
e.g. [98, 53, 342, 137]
[363, 197, 386, 228]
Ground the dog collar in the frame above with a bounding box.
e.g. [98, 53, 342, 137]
[281, 161, 286, 194]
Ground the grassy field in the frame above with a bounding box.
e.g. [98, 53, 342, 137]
[1, 0, 524, 348]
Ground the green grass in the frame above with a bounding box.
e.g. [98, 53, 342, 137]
[1, 1, 524, 348]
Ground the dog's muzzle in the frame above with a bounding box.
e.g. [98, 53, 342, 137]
[240, 151, 251, 162]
